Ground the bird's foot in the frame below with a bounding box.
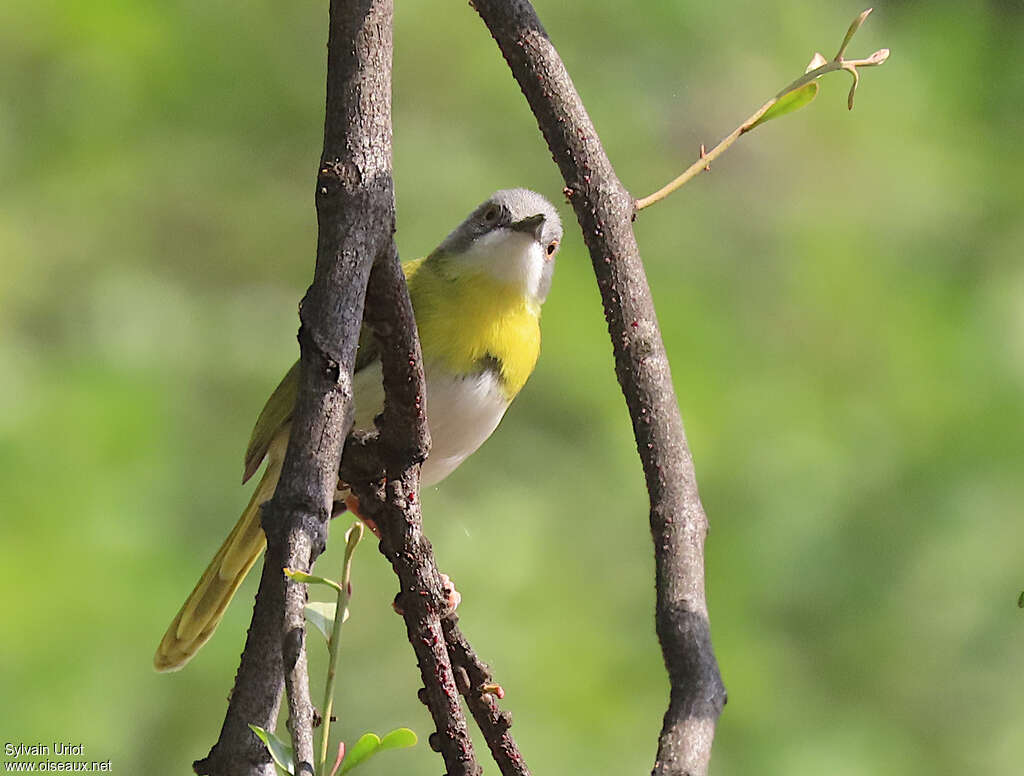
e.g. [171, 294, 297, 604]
[439, 572, 462, 613]
[392, 572, 461, 616]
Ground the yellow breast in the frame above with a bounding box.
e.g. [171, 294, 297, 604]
[405, 258, 541, 400]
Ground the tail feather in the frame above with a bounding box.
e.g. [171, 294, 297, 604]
[153, 462, 281, 672]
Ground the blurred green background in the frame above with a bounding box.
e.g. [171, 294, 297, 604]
[2, 0, 1022, 773]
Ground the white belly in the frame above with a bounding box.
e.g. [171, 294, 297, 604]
[352, 360, 511, 486]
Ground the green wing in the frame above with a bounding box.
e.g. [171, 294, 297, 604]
[243, 259, 423, 483]
[242, 360, 299, 483]
[241, 324, 381, 484]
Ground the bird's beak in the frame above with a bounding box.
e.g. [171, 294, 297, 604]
[510, 213, 546, 241]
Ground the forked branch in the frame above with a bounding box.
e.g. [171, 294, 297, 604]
[195, 0, 397, 773]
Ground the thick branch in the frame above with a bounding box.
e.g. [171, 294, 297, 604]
[471, 2, 727, 774]
[341, 248, 483, 776]
[195, 1, 395, 774]
[194, 555, 284, 775]
[339, 253, 517, 775]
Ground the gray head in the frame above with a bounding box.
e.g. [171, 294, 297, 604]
[432, 189, 563, 303]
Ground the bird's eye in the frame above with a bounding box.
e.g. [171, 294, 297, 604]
[483, 206, 499, 223]
[546, 240, 559, 257]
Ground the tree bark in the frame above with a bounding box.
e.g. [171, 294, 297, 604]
[470, 2, 728, 774]
[195, 0, 396, 772]
[342, 244, 484, 776]
[441, 615, 530, 776]
[197, 1, 725, 774]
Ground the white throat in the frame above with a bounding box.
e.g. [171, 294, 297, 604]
[461, 229, 546, 299]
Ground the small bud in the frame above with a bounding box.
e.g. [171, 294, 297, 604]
[868, 48, 890, 65]
[481, 682, 505, 700]
[805, 52, 828, 73]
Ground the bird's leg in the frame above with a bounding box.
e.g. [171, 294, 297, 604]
[341, 490, 460, 612]
[438, 573, 462, 612]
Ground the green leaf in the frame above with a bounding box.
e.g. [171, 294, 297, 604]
[748, 82, 819, 130]
[249, 724, 295, 775]
[337, 729, 417, 773]
[1018, 590, 1024, 608]
[283, 567, 343, 593]
[339, 733, 381, 774]
[379, 728, 417, 751]
[305, 600, 348, 642]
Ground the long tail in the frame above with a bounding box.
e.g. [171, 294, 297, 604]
[153, 460, 282, 672]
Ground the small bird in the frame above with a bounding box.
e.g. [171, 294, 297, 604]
[155, 189, 563, 671]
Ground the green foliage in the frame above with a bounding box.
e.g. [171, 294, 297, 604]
[248, 725, 416, 776]
[253, 523, 413, 776]
[305, 600, 344, 642]
[748, 82, 819, 130]
[338, 729, 418, 774]
[284, 568, 344, 593]
[745, 11, 887, 135]
[250, 725, 295, 775]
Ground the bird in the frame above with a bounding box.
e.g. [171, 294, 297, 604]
[154, 188, 563, 672]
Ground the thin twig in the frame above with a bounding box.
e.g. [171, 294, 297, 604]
[471, 1, 727, 774]
[635, 9, 888, 210]
[441, 615, 529, 776]
[318, 524, 364, 775]
[283, 529, 317, 776]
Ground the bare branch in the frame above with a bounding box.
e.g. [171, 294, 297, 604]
[316, 523, 364, 776]
[342, 248, 483, 776]
[195, 0, 396, 772]
[341, 245, 528, 773]
[194, 559, 284, 775]
[441, 615, 529, 776]
[283, 530, 316, 776]
[470, 1, 727, 773]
